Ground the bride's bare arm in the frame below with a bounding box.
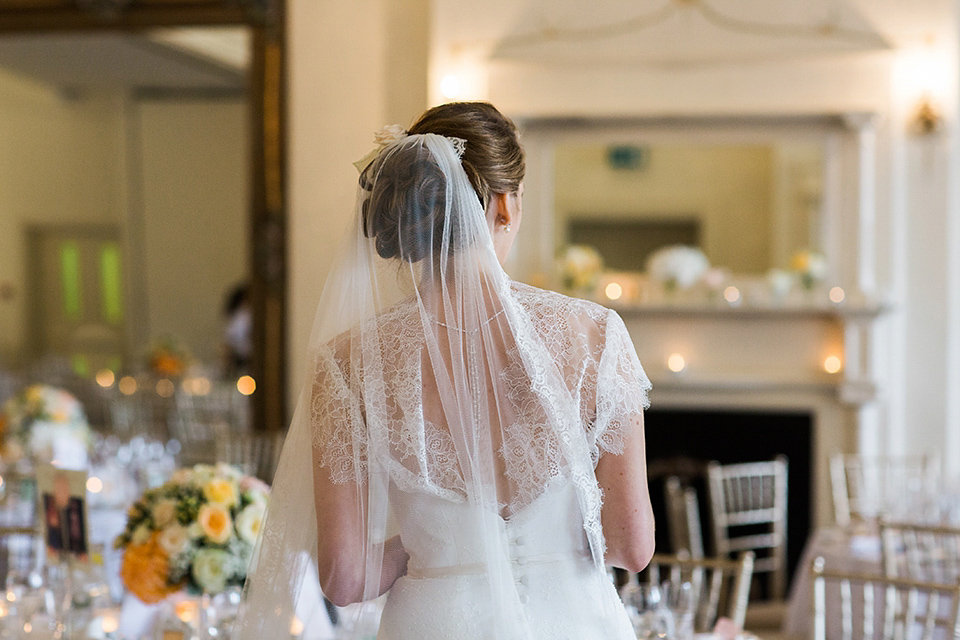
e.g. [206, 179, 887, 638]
[595, 411, 655, 572]
[313, 459, 409, 606]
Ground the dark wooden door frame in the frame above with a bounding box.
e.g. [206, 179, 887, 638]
[0, 0, 288, 433]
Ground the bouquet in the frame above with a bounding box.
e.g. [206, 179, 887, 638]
[147, 335, 192, 378]
[115, 463, 270, 603]
[645, 245, 709, 291]
[789, 249, 828, 290]
[556, 245, 604, 292]
[1, 384, 92, 467]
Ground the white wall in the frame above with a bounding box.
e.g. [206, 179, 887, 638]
[286, 0, 428, 406]
[136, 99, 248, 364]
[0, 70, 124, 366]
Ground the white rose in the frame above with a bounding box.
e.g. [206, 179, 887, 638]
[192, 548, 230, 594]
[373, 124, 407, 147]
[157, 524, 190, 557]
[234, 503, 266, 544]
[152, 499, 177, 528]
[188, 521, 205, 539]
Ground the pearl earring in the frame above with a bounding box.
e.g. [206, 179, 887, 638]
[504, 224, 512, 233]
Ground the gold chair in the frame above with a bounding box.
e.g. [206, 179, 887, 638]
[812, 556, 960, 640]
[831, 453, 941, 527]
[643, 551, 754, 632]
[706, 456, 788, 601]
[665, 476, 705, 559]
[881, 520, 960, 585]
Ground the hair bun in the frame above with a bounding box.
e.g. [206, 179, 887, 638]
[362, 143, 447, 263]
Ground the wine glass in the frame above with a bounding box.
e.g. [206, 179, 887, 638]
[619, 582, 675, 639]
[662, 580, 694, 640]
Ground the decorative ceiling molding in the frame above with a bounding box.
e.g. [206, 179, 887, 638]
[480, 0, 892, 66]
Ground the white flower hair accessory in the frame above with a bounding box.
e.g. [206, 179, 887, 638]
[352, 125, 467, 173]
[352, 124, 408, 173]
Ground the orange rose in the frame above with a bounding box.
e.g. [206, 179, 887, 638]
[198, 503, 233, 544]
[120, 534, 183, 604]
[153, 354, 185, 377]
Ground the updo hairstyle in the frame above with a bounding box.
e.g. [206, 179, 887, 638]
[361, 102, 525, 263]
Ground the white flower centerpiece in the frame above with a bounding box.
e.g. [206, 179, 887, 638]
[789, 249, 828, 291]
[556, 245, 604, 294]
[114, 463, 270, 605]
[645, 245, 710, 295]
[1, 384, 92, 469]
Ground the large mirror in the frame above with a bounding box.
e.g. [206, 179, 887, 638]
[0, 1, 286, 432]
[514, 116, 856, 292]
[554, 140, 824, 274]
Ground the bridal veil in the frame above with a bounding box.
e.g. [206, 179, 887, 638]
[234, 119, 650, 639]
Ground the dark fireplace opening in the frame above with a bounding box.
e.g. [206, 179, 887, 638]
[644, 408, 812, 593]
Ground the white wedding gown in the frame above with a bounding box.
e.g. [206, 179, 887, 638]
[313, 283, 651, 640]
[378, 479, 636, 639]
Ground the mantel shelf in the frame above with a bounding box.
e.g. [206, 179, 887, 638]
[648, 374, 878, 406]
[609, 301, 891, 321]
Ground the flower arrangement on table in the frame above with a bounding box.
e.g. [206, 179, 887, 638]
[789, 249, 828, 290]
[0, 384, 92, 467]
[147, 335, 192, 378]
[645, 245, 710, 292]
[556, 244, 604, 293]
[115, 463, 270, 604]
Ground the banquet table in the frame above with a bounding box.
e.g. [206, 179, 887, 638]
[782, 526, 883, 640]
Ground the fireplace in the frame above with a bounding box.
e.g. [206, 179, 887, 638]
[644, 407, 813, 589]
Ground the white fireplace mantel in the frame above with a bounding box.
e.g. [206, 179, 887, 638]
[613, 298, 889, 528]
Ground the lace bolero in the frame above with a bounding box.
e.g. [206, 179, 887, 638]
[311, 282, 651, 505]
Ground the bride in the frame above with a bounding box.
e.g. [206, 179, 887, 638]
[235, 102, 655, 639]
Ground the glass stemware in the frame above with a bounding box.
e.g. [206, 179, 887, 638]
[619, 581, 676, 639]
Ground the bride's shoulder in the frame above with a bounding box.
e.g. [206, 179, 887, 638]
[511, 282, 616, 343]
[509, 281, 614, 328]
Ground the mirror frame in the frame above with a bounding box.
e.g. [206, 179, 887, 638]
[515, 114, 878, 297]
[0, 0, 288, 432]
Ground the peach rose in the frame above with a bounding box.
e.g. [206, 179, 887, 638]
[198, 503, 233, 544]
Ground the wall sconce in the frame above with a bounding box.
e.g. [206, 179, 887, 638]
[440, 74, 463, 100]
[433, 50, 487, 103]
[823, 355, 842, 374]
[911, 98, 943, 136]
[667, 353, 687, 374]
[901, 36, 949, 136]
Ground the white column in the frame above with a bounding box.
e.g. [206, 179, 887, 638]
[945, 7, 960, 477]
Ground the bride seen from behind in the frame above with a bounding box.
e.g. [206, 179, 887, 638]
[235, 102, 655, 640]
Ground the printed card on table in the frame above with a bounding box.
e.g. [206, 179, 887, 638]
[36, 464, 89, 560]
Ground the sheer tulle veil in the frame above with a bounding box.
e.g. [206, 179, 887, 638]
[233, 122, 647, 639]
